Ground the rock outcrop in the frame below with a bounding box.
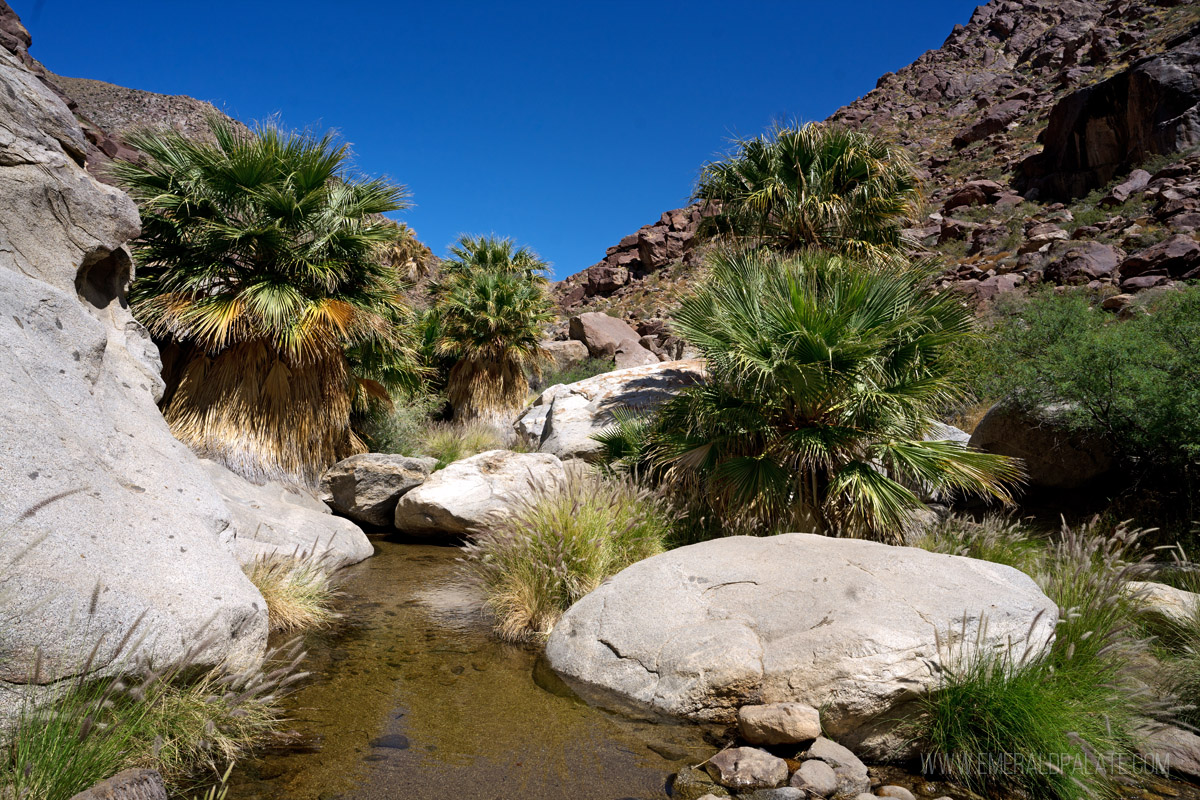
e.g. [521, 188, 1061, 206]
[1017, 29, 1200, 200]
[546, 533, 1057, 759]
[515, 359, 704, 460]
[0, 22, 268, 712]
[393, 450, 567, 536]
[568, 311, 659, 368]
[200, 460, 374, 570]
[319, 453, 435, 528]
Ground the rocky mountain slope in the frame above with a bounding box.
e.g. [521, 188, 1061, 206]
[558, 0, 1200, 326]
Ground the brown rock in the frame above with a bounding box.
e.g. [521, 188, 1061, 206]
[1120, 234, 1200, 278]
[1045, 241, 1123, 283]
[569, 312, 643, 358]
[69, 769, 166, 800]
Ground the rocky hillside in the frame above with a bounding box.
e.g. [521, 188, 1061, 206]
[558, 0, 1200, 326]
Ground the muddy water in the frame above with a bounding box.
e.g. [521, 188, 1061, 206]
[224, 538, 715, 800]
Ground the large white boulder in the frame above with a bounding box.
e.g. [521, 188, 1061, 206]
[546, 533, 1057, 759]
[0, 43, 267, 712]
[516, 359, 704, 461]
[393, 450, 566, 536]
[200, 460, 374, 570]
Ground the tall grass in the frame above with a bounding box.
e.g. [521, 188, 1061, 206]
[461, 470, 672, 643]
[913, 514, 1045, 575]
[914, 519, 1159, 800]
[1145, 545, 1200, 729]
[1, 635, 306, 799]
[419, 420, 509, 469]
[243, 551, 339, 633]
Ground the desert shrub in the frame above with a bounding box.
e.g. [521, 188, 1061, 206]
[596, 250, 1022, 542]
[531, 356, 615, 392]
[1, 636, 303, 799]
[243, 552, 340, 633]
[361, 392, 447, 456]
[418, 420, 507, 469]
[968, 287, 1200, 519]
[914, 520, 1157, 800]
[461, 471, 671, 642]
[913, 514, 1045, 575]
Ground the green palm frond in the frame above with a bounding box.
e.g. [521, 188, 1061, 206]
[694, 122, 923, 262]
[113, 116, 426, 484]
[597, 249, 1023, 540]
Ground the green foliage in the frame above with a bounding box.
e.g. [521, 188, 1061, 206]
[597, 250, 1022, 541]
[531, 356, 615, 392]
[969, 287, 1200, 490]
[361, 392, 447, 456]
[112, 116, 425, 483]
[694, 122, 923, 263]
[431, 235, 556, 418]
[419, 421, 508, 469]
[1, 636, 303, 799]
[461, 470, 671, 642]
[913, 514, 1044, 575]
[914, 520, 1156, 800]
[114, 116, 420, 385]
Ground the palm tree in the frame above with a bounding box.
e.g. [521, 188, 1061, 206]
[694, 123, 923, 263]
[113, 116, 424, 485]
[433, 236, 554, 420]
[597, 250, 1022, 542]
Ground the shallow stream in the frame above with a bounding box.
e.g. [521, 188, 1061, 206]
[224, 538, 715, 800]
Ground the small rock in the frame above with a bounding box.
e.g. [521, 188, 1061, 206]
[1101, 293, 1134, 311]
[877, 786, 917, 800]
[369, 733, 410, 749]
[707, 747, 789, 791]
[69, 771, 167, 800]
[739, 702, 822, 745]
[804, 737, 871, 796]
[789, 759, 840, 797]
[741, 789, 804, 800]
[673, 766, 730, 800]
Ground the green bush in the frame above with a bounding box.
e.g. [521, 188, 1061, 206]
[361, 392, 447, 456]
[419, 420, 509, 469]
[914, 520, 1156, 800]
[531, 356, 615, 392]
[596, 250, 1022, 542]
[967, 287, 1200, 518]
[460, 470, 671, 643]
[913, 514, 1044, 575]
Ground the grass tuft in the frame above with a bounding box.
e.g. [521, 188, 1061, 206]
[243, 552, 339, 633]
[461, 469, 672, 643]
[913, 519, 1160, 800]
[913, 514, 1044, 575]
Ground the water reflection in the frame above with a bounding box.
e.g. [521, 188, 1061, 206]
[225, 540, 713, 800]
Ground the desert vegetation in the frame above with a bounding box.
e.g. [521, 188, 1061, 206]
[597, 248, 1022, 541]
[694, 122, 923, 262]
[460, 470, 671, 642]
[114, 117, 424, 486]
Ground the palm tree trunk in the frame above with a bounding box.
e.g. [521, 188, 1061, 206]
[162, 340, 356, 486]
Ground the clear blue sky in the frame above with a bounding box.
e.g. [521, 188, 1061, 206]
[13, 0, 981, 279]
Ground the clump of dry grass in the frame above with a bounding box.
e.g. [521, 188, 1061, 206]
[243, 552, 339, 633]
[461, 470, 671, 643]
[419, 420, 508, 469]
[913, 514, 1045, 575]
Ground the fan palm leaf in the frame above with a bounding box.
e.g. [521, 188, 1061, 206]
[112, 116, 425, 484]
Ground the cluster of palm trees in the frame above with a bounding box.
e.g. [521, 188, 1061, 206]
[116, 117, 551, 486]
[599, 122, 1022, 540]
[117, 115, 1019, 538]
